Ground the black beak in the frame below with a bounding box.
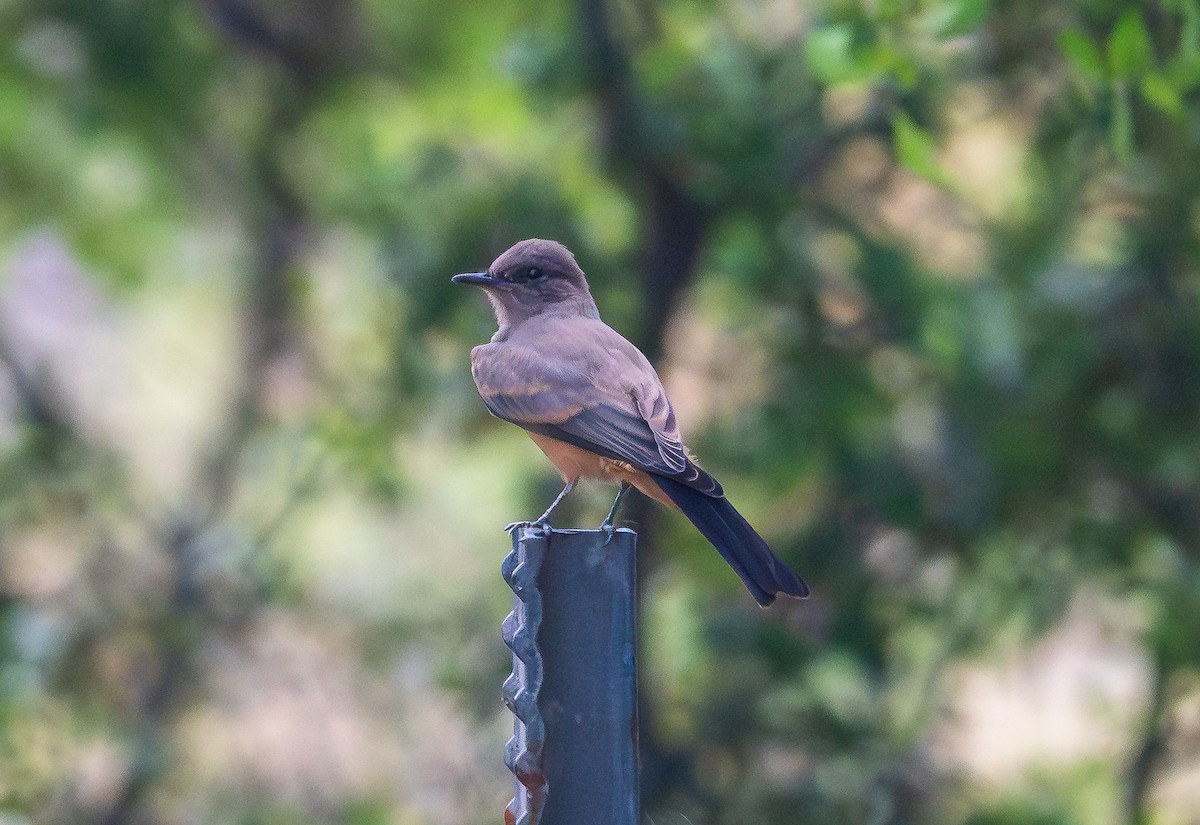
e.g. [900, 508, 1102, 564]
[452, 271, 507, 288]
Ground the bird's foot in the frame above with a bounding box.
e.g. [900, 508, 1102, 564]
[505, 520, 552, 536]
[598, 482, 630, 546]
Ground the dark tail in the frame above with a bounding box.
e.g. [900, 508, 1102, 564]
[652, 476, 810, 607]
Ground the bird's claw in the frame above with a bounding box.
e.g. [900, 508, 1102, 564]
[505, 520, 552, 536]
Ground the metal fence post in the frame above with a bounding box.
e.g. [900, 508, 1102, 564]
[502, 526, 640, 825]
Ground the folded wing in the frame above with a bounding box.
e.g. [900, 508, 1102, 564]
[472, 344, 722, 496]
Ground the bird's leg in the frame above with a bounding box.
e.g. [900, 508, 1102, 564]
[506, 477, 577, 534]
[535, 477, 577, 525]
[599, 481, 631, 545]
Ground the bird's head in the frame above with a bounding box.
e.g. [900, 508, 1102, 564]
[453, 239, 599, 329]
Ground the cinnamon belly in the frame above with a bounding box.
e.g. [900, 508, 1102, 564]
[525, 431, 678, 510]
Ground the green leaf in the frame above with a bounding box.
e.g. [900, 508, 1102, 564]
[804, 24, 858, 83]
[929, 0, 990, 38]
[1108, 9, 1154, 78]
[1110, 79, 1135, 162]
[871, 42, 921, 89]
[1060, 29, 1107, 84]
[1141, 71, 1183, 117]
[1180, 0, 1200, 61]
[1168, 50, 1200, 88]
[892, 111, 952, 186]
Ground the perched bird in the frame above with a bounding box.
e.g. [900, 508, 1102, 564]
[453, 239, 809, 606]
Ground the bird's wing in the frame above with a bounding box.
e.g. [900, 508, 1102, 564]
[471, 340, 723, 496]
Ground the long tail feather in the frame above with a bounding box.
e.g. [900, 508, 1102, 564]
[652, 476, 809, 607]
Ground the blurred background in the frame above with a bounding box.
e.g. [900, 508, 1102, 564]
[1, 0, 1199, 823]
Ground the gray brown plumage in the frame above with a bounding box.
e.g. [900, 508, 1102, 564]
[453, 238, 808, 606]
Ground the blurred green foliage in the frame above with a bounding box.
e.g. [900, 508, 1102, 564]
[1, 0, 1199, 824]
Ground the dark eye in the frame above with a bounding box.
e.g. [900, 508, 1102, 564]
[527, 267, 544, 280]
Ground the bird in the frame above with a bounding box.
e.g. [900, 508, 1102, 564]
[452, 238, 809, 606]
